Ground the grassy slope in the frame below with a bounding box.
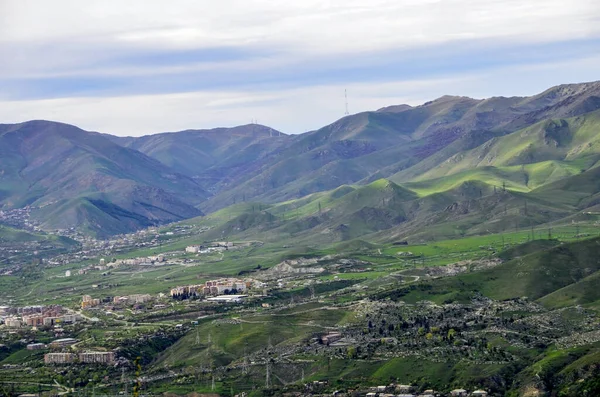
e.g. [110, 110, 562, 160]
[538, 270, 600, 308]
[399, 237, 600, 304]
[393, 111, 600, 196]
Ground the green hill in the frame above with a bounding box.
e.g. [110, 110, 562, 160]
[400, 237, 600, 304]
[0, 121, 207, 236]
[193, 82, 600, 212]
[402, 110, 600, 186]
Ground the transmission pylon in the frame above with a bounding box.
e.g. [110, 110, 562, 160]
[344, 89, 349, 115]
[243, 344, 249, 375]
[266, 362, 271, 388]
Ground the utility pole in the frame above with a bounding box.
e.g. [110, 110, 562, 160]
[266, 362, 271, 388]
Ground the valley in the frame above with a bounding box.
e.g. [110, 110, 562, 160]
[1, 81, 600, 396]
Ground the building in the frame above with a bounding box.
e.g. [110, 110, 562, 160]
[471, 391, 488, 397]
[321, 332, 342, 345]
[113, 294, 152, 304]
[170, 285, 202, 297]
[81, 295, 101, 309]
[61, 314, 80, 323]
[79, 351, 115, 364]
[65, 270, 71, 277]
[206, 295, 247, 303]
[24, 315, 44, 327]
[27, 343, 45, 350]
[148, 255, 165, 263]
[212, 241, 234, 248]
[44, 353, 76, 364]
[49, 338, 78, 348]
[4, 317, 21, 327]
[397, 385, 414, 393]
[185, 245, 200, 253]
[451, 390, 468, 397]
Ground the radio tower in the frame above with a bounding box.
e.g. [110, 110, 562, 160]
[344, 89, 349, 115]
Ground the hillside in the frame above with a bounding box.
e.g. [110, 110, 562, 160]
[398, 110, 600, 188]
[398, 237, 600, 304]
[2, 80, 600, 237]
[197, 81, 600, 211]
[107, 124, 290, 192]
[0, 121, 208, 236]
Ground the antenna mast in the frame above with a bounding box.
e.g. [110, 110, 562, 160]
[344, 89, 349, 115]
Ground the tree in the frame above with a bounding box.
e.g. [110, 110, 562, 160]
[447, 328, 456, 340]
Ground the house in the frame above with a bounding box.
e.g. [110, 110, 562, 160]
[4, 317, 21, 327]
[186, 245, 200, 253]
[471, 391, 487, 397]
[397, 385, 414, 393]
[79, 351, 115, 364]
[24, 315, 44, 326]
[321, 332, 342, 345]
[27, 343, 45, 350]
[451, 389, 468, 397]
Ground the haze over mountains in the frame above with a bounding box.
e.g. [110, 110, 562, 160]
[1, 81, 600, 237]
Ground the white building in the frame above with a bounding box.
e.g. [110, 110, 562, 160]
[206, 295, 247, 303]
[186, 246, 200, 253]
[65, 270, 71, 277]
[4, 317, 21, 327]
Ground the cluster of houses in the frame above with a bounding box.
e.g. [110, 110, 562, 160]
[44, 351, 115, 364]
[170, 278, 252, 298]
[363, 386, 488, 397]
[27, 337, 78, 351]
[81, 294, 153, 309]
[116, 255, 165, 266]
[81, 295, 102, 309]
[0, 305, 80, 328]
[111, 294, 152, 305]
[185, 241, 234, 254]
[67, 255, 167, 278]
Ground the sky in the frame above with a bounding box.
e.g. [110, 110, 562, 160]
[1, 1, 599, 136]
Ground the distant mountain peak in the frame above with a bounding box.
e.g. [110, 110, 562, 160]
[377, 104, 413, 113]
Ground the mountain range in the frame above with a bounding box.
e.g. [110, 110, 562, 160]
[1, 80, 600, 237]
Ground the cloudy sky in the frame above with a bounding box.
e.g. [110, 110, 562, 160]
[1, 0, 599, 136]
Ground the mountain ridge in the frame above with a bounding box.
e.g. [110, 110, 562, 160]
[2, 80, 600, 236]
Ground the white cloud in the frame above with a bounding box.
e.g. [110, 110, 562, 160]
[1, 1, 598, 65]
[0, 0, 598, 133]
[1, 54, 598, 137]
